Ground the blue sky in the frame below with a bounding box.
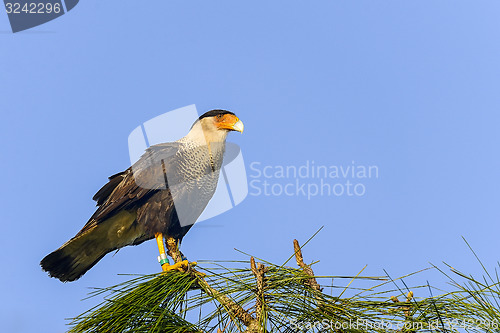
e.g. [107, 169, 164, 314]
[1, 1, 500, 332]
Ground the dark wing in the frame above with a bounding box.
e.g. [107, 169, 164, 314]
[92, 171, 128, 206]
[76, 142, 181, 236]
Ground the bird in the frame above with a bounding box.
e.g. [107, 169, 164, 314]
[41, 110, 244, 282]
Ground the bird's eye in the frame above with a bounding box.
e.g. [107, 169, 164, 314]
[216, 114, 223, 120]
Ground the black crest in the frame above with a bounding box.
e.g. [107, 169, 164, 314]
[198, 109, 235, 120]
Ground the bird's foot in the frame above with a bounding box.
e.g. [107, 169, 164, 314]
[160, 260, 206, 277]
[160, 260, 196, 273]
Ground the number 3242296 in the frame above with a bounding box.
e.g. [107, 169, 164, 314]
[5, 3, 62, 14]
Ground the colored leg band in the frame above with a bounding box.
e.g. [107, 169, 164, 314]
[158, 253, 169, 266]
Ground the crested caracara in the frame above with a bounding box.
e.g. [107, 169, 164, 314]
[41, 110, 244, 282]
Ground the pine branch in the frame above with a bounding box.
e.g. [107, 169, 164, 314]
[195, 273, 259, 332]
[68, 237, 483, 333]
[250, 257, 268, 327]
[293, 239, 322, 292]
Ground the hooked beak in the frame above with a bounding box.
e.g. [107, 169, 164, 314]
[217, 114, 244, 133]
[232, 119, 244, 133]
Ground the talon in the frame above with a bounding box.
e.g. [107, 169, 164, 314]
[162, 260, 189, 273]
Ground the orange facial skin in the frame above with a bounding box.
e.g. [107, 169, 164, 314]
[215, 114, 243, 132]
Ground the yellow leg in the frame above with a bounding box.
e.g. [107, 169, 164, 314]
[155, 233, 170, 272]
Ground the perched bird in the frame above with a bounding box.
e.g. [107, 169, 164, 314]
[41, 110, 244, 282]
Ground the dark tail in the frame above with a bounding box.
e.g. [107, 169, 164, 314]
[40, 232, 110, 282]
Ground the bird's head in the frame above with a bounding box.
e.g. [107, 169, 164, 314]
[187, 110, 243, 144]
[199, 110, 244, 133]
